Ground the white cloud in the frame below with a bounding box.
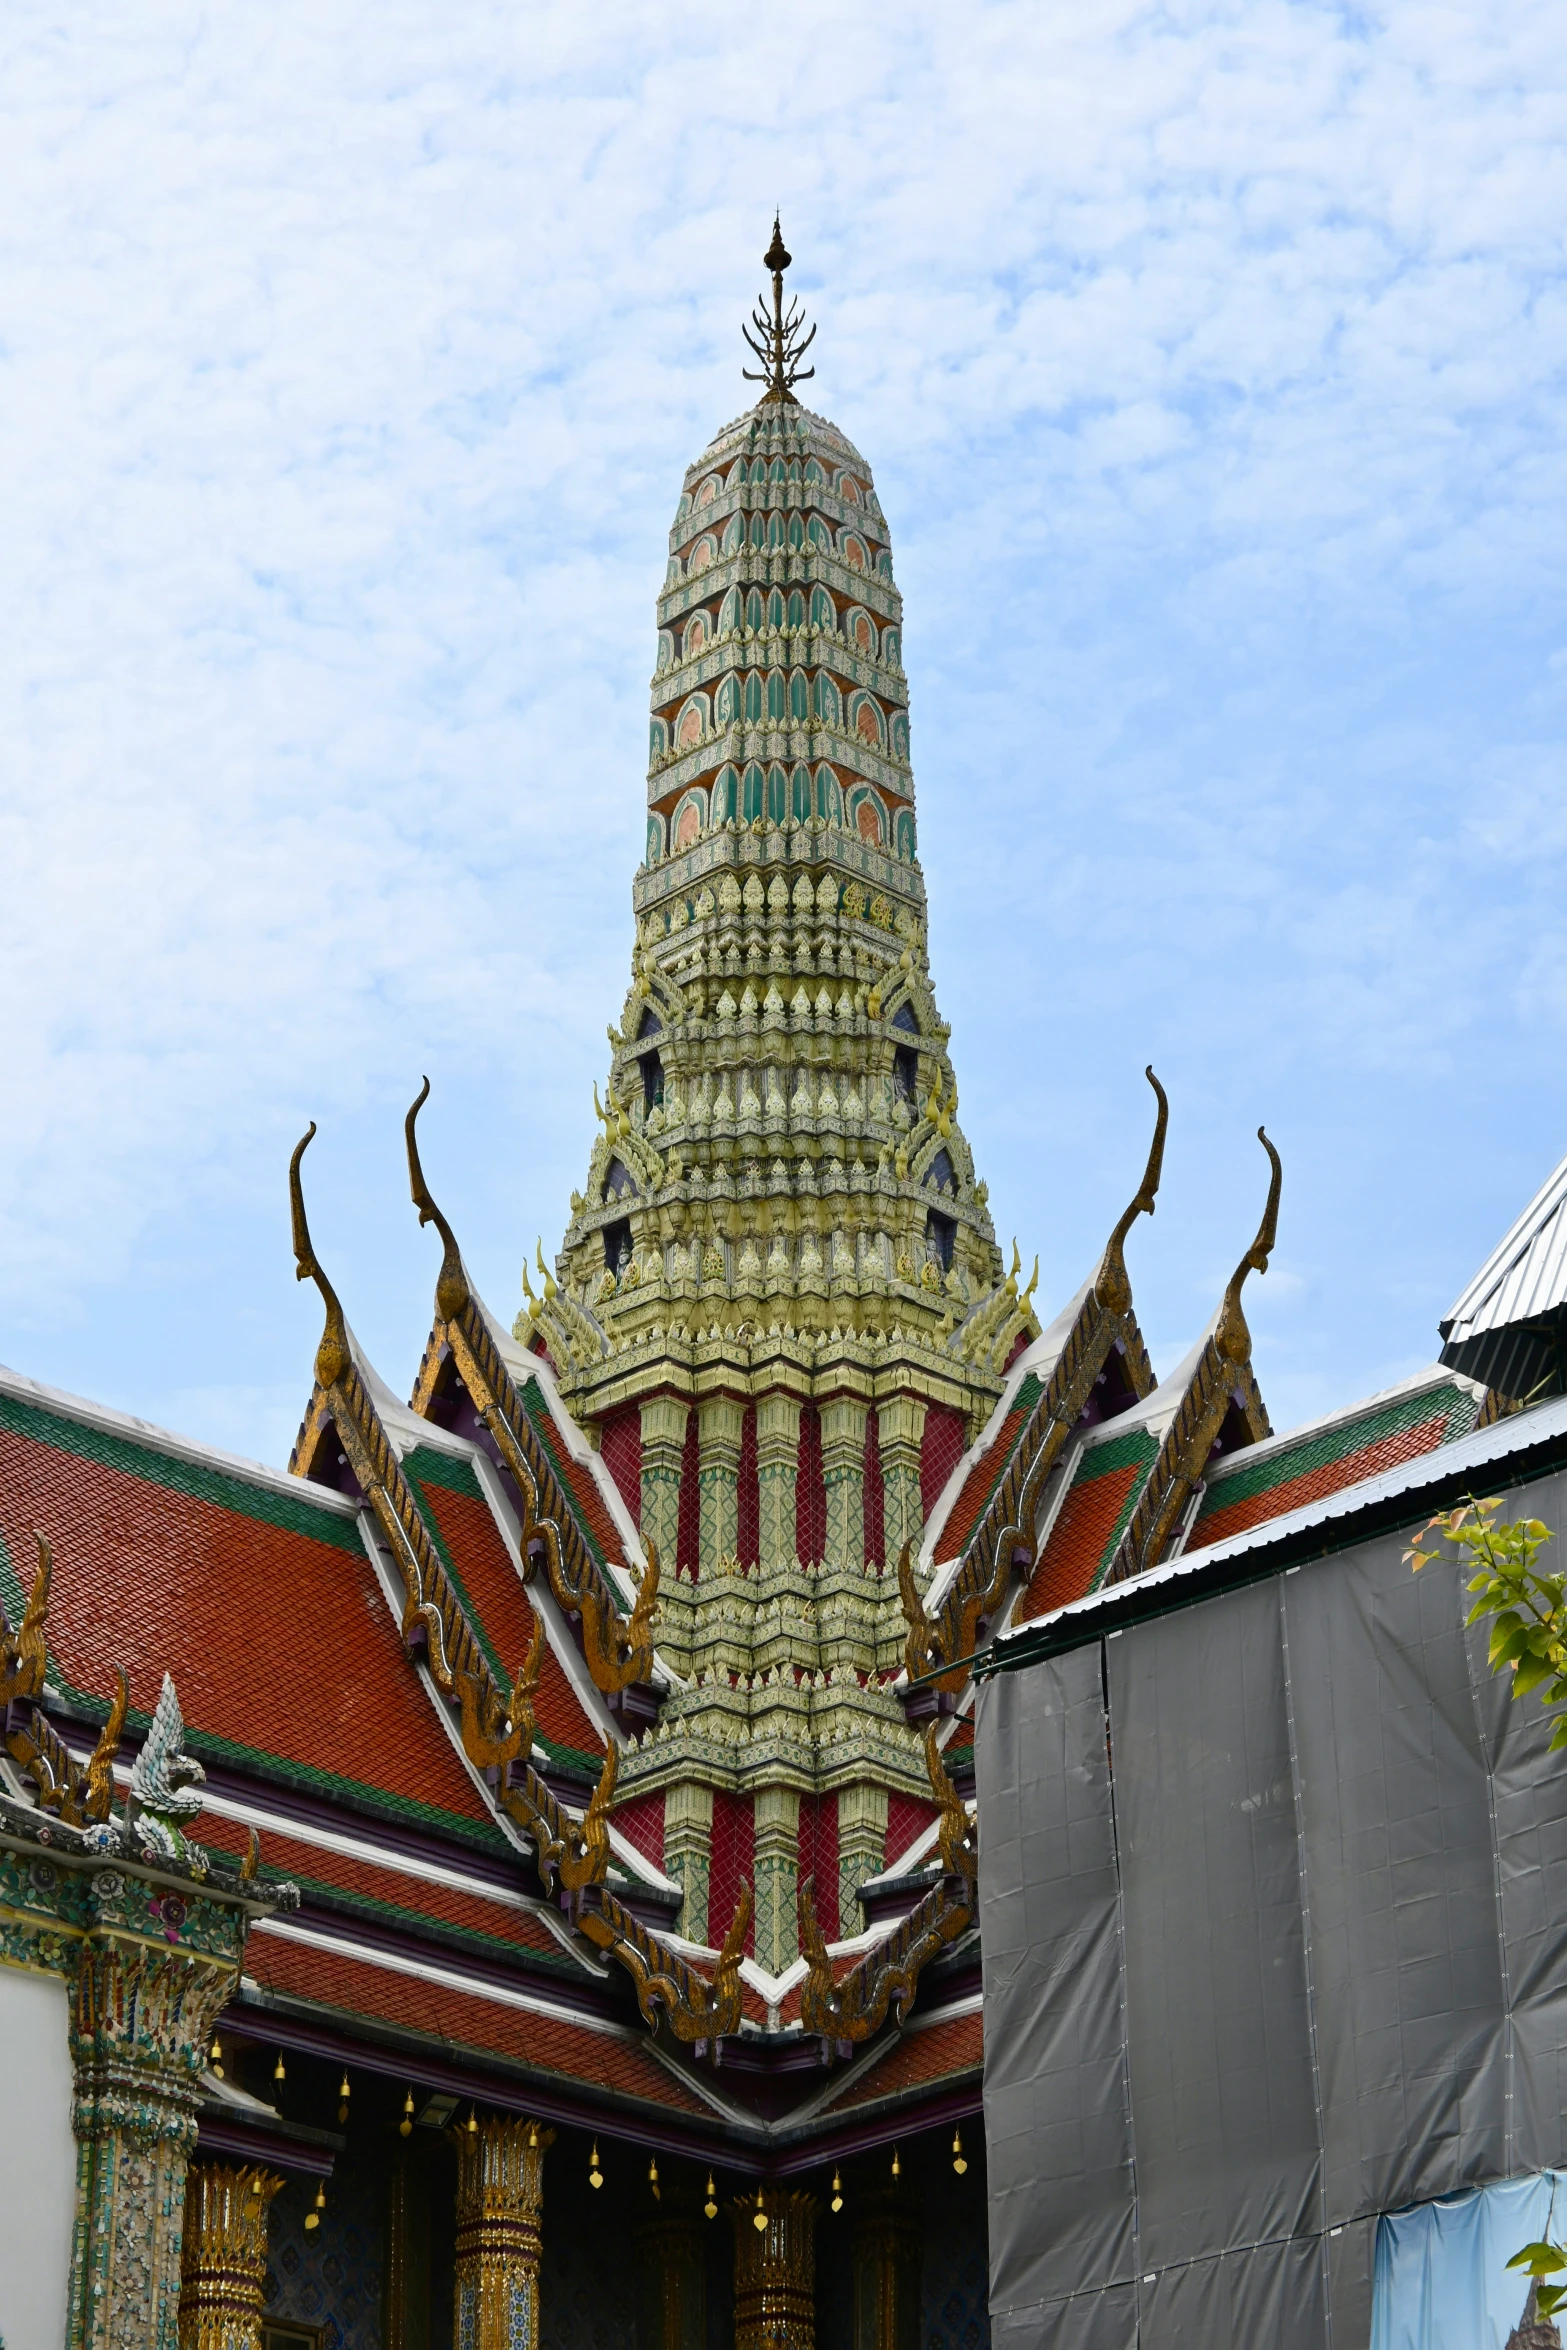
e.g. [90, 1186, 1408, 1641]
[2, 0, 1566, 1451]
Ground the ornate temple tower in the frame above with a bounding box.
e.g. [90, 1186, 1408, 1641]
[517, 226, 1039, 1972]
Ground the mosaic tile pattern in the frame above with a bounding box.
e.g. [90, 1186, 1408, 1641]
[264, 2160, 385, 2350]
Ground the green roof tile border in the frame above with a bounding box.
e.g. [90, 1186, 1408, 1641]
[0, 1388, 362, 1552]
[1194, 1380, 1479, 1521]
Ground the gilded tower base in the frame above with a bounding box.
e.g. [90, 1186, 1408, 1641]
[733, 2190, 817, 2350]
[177, 2163, 285, 2350]
[450, 2117, 553, 2350]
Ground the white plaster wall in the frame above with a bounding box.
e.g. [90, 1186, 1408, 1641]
[0, 1967, 76, 2350]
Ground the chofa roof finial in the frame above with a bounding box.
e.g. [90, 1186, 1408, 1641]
[405, 1077, 471, 1328]
[1094, 1068, 1169, 1316]
[742, 215, 816, 404]
[1216, 1128, 1283, 1365]
[289, 1124, 352, 1392]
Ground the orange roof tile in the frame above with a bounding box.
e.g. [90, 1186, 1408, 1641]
[823, 2011, 983, 2109]
[0, 1399, 497, 1841]
[245, 1928, 711, 2114]
[200, 1810, 566, 1966]
[1016, 1457, 1145, 1625]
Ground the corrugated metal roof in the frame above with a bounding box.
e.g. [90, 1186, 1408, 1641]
[1442, 1151, 1567, 1342]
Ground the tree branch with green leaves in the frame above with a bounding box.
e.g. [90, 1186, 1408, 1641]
[1406, 1496, 1567, 1745]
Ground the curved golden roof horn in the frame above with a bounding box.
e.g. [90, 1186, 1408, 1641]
[1094, 1067, 1169, 1316]
[405, 1077, 470, 1327]
[1216, 1127, 1283, 1365]
[289, 1123, 351, 1391]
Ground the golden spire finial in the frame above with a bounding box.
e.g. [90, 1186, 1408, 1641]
[742, 215, 816, 404]
[289, 1124, 352, 1391]
[405, 1077, 471, 1327]
[1216, 1128, 1283, 1364]
[1094, 1068, 1169, 1316]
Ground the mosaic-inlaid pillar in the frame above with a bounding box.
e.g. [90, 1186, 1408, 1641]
[819, 1398, 867, 1573]
[177, 2162, 285, 2350]
[67, 1874, 248, 2350]
[836, 1783, 888, 1940]
[697, 1395, 746, 1572]
[733, 2189, 817, 2350]
[756, 1392, 803, 1571]
[875, 1396, 926, 1570]
[663, 1778, 715, 1944]
[753, 1783, 801, 1975]
[851, 2188, 921, 2350]
[639, 1395, 689, 1571]
[636, 2193, 706, 2350]
[450, 2116, 553, 2350]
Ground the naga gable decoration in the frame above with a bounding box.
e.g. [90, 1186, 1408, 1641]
[128, 1672, 209, 1872]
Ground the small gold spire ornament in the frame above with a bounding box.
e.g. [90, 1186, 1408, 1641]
[209, 2037, 223, 2079]
[273, 2051, 286, 2084]
[589, 2141, 603, 2189]
[305, 2182, 325, 2232]
[952, 2128, 967, 2176]
[648, 2154, 660, 2202]
[830, 2167, 843, 2214]
[466, 2106, 478, 2134]
[400, 2088, 414, 2138]
[741, 216, 816, 404]
[753, 2184, 768, 2232]
[704, 2172, 718, 2220]
[890, 2146, 900, 2180]
[338, 2070, 351, 2124]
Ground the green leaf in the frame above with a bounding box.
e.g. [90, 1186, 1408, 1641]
[1541, 2285, 1567, 2317]
[1507, 2242, 1567, 2272]
[1514, 1653, 1554, 1699]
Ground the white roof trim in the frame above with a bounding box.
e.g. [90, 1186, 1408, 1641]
[0, 1362, 358, 1514]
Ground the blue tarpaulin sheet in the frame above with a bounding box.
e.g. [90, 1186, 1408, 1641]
[1373, 2172, 1567, 2349]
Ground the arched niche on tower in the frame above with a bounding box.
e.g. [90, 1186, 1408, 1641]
[672, 788, 708, 851]
[674, 692, 710, 752]
[847, 785, 886, 846]
[713, 764, 739, 824]
[815, 766, 844, 827]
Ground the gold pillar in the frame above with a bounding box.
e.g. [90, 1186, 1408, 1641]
[450, 2116, 554, 2350]
[752, 1784, 801, 1974]
[837, 1782, 888, 1939]
[851, 2189, 921, 2350]
[636, 2194, 706, 2350]
[177, 2163, 285, 2350]
[640, 1395, 688, 1570]
[663, 1778, 715, 1944]
[733, 2189, 816, 2350]
[876, 1395, 926, 1567]
[755, 1391, 803, 1571]
[820, 1397, 867, 1571]
[697, 1395, 745, 1572]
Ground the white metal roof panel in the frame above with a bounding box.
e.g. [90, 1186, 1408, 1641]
[1443, 1151, 1567, 1342]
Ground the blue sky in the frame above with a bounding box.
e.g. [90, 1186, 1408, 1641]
[3, 0, 1566, 1464]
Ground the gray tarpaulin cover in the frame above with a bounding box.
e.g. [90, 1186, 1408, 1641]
[977, 1464, 1567, 2349]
